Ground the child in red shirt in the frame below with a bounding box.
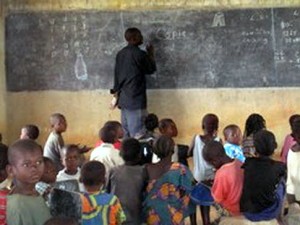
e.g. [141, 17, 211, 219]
[203, 141, 244, 216]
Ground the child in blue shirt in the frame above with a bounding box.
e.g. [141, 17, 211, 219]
[223, 124, 245, 163]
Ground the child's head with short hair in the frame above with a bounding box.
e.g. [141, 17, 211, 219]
[40, 157, 58, 184]
[289, 114, 300, 129]
[80, 161, 105, 189]
[120, 138, 141, 164]
[104, 121, 124, 139]
[20, 124, 40, 140]
[7, 139, 44, 192]
[50, 113, 67, 134]
[44, 217, 79, 225]
[223, 124, 242, 145]
[291, 118, 300, 144]
[145, 113, 159, 132]
[203, 141, 229, 169]
[253, 130, 277, 157]
[124, 27, 143, 46]
[158, 118, 178, 138]
[202, 113, 219, 135]
[0, 143, 8, 183]
[153, 135, 175, 159]
[62, 145, 80, 174]
[244, 113, 266, 137]
[99, 125, 118, 144]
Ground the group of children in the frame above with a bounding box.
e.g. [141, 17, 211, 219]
[0, 112, 299, 225]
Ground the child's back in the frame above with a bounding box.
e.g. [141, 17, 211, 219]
[240, 130, 286, 222]
[203, 141, 244, 216]
[20, 124, 40, 140]
[152, 118, 179, 163]
[280, 114, 300, 163]
[90, 126, 124, 179]
[80, 161, 125, 225]
[191, 113, 221, 182]
[107, 138, 147, 225]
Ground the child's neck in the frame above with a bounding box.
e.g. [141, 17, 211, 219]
[85, 184, 103, 193]
[53, 130, 62, 135]
[65, 168, 78, 175]
[125, 159, 140, 166]
[12, 183, 38, 196]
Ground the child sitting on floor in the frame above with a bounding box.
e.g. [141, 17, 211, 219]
[80, 161, 126, 225]
[95, 120, 124, 150]
[203, 141, 244, 218]
[19, 124, 40, 141]
[240, 130, 286, 224]
[136, 113, 160, 164]
[35, 157, 58, 206]
[280, 114, 300, 163]
[223, 124, 245, 163]
[152, 118, 179, 163]
[56, 144, 83, 192]
[107, 138, 148, 224]
[143, 135, 195, 225]
[90, 125, 124, 180]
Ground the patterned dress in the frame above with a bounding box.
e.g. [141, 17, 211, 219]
[143, 163, 195, 225]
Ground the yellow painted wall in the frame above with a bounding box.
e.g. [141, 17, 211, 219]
[1, 0, 300, 156]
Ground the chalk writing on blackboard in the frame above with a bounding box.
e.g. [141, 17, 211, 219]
[5, 8, 300, 91]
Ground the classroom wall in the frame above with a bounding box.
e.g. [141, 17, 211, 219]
[1, 0, 300, 154]
[0, 3, 7, 143]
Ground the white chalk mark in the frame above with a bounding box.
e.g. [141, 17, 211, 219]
[212, 12, 225, 27]
[120, 12, 126, 42]
[75, 53, 88, 81]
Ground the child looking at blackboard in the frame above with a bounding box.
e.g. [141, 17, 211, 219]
[95, 120, 124, 150]
[240, 130, 286, 223]
[280, 114, 300, 163]
[242, 113, 266, 158]
[44, 113, 67, 171]
[203, 141, 244, 218]
[90, 125, 124, 180]
[152, 118, 179, 163]
[19, 124, 40, 140]
[189, 113, 221, 225]
[107, 138, 148, 225]
[80, 161, 126, 225]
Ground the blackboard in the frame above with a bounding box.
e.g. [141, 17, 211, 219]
[5, 8, 300, 91]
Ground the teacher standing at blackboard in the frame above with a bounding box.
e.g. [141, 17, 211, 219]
[111, 27, 156, 138]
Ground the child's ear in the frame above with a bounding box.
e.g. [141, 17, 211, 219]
[6, 164, 14, 177]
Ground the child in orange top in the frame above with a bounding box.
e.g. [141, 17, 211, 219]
[203, 141, 244, 216]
